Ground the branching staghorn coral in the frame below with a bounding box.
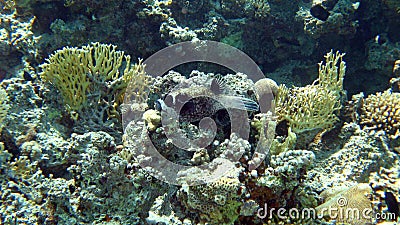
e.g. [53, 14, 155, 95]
[275, 50, 345, 133]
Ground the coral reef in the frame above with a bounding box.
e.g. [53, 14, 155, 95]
[0, 0, 397, 96]
[297, 0, 360, 38]
[0, 0, 400, 224]
[369, 167, 400, 224]
[1, 51, 399, 225]
[306, 122, 397, 192]
[120, 68, 321, 224]
[0, 11, 39, 78]
[364, 35, 400, 80]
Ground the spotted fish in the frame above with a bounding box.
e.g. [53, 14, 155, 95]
[155, 76, 258, 124]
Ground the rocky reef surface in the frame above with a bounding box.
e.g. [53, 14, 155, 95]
[0, 0, 400, 224]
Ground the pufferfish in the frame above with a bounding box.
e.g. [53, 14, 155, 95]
[155, 76, 259, 125]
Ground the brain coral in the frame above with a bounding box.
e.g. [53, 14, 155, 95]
[360, 90, 400, 139]
[316, 183, 373, 225]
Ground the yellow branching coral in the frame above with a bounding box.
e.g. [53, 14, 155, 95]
[40, 42, 143, 120]
[124, 59, 151, 104]
[40, 46, 90, 115]
[275, 50, 345, 133]
[276, 84, 341, 133]
[317, 50, 346, 95]
[360, 90, 400, 139]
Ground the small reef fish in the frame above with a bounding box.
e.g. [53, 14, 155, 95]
[155, 77, 259, 124]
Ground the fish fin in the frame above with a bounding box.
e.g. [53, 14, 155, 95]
[210, 75, 229, 95]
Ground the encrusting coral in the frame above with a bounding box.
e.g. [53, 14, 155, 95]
[179, 168, 245, 225]
[143, 109, 161, 131]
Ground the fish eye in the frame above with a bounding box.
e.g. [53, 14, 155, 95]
[181, 101, 196, 114]
[215, 109, 230, 126]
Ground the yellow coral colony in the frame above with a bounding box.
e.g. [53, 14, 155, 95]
[39, 42, 141, 120]
[275, 50, 345, 133]
[317, 50, 346, 95]
[124, 58, 151, 105]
